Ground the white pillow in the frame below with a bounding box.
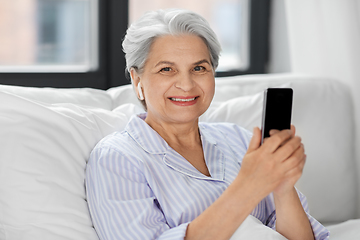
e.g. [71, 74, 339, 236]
[0, 84, 112, 110]
[107, 84, 142, 110]
[0, 92, 128, 239]
[290, 78, 356, 223]
[201, 91, 263, 131]
[112, 103, 145, 116]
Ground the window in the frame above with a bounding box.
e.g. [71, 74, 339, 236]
[0, 0, 98, 73]
[0, 0, 269, 88]
[0, 0, 111, 89]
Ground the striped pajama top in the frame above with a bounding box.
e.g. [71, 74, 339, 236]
[85, 113, 329, 240]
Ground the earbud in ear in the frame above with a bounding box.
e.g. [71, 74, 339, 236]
[137, 82, 144, 100]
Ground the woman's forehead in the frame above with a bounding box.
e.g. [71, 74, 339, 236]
[146, 35, 211, 65]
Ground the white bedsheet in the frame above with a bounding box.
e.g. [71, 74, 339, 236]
[326, 219, 360, 240]
[231, 216, 360, 240]
[230, 215, 287, 240]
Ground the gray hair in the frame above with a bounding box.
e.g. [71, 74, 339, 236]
[122, 9, 222, 76]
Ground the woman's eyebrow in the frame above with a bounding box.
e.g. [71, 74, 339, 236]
[154, 59, 210, 68]
[155, 61, 175, 67]
[193, 59, 211, 65]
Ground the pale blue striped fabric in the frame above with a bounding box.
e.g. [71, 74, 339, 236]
[85, 113, 329, 240]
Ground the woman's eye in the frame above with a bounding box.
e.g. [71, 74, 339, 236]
[194, 66, 205, 72]
[160, 67, 172, 72]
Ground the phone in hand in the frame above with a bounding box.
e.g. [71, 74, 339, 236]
[261, 88, 293, 144]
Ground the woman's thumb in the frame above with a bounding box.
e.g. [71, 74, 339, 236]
[247, 127, 261, 152]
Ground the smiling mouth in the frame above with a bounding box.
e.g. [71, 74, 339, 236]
[169, 97, 198, 102]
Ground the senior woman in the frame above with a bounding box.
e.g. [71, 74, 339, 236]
[85, 9, 329, 240]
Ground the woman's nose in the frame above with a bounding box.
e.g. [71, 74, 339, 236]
[174, 73, 196, 92]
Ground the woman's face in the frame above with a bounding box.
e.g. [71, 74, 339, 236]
[132, 34, 215, 126]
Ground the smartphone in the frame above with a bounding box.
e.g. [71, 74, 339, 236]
[261, 88, 293, 144]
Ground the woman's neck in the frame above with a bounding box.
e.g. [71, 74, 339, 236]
[144, 115, 201, 149]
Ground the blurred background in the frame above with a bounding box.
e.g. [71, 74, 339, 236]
[1, 0, 360, 106]
[0, 0, 269, 87]
[0, 0, 251, 73]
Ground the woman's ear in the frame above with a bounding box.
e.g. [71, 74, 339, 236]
[130, 68, 140, 85]
[130, 68, 144, 100]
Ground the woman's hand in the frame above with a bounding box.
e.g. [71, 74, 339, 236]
[271, 126, 306, 196]
[237, 125, 306, 200]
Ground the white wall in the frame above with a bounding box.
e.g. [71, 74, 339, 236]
[267, 0, 291, 73]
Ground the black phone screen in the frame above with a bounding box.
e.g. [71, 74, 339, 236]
[261, 88, 293, 143]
